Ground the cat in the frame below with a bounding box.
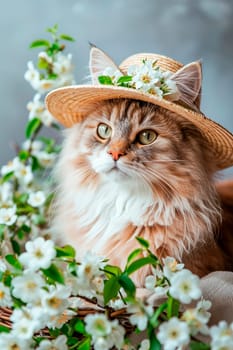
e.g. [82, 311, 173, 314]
[52, 97, 233, 286]
[50, 48, 233, 287]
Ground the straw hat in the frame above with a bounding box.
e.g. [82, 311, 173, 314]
[45, 46, 233, 170]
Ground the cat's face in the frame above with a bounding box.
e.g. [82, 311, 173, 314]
[65, 99, 213, 199]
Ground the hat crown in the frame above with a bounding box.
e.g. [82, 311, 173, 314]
[120, 53, 183, 75]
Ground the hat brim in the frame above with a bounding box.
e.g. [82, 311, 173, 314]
[45, 84, 233, 170]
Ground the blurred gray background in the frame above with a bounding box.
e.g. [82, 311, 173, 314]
[0, 0, 233, 177]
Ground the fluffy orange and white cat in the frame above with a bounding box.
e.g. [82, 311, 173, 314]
[52, 50, 233, 286]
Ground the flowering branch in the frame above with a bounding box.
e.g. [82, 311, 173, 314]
[0, 25, 233, 350]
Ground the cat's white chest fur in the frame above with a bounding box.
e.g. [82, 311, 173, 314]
[72, 174, 154, 250]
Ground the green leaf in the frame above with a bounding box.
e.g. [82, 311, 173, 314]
[190, 341, 210, 350]
[5, 254, 23, 270]
[2, 171, 14, 183]
[11, 239, 21, 255]
[42, 264, 65, 284]
[0, 324, 10, 333]
[126, 248, 143, 266]
[104, 276, 121, 304]
[150, 301, 168, 327]
[78, 337, 91, 350]
[104, 264, 122, 277]
[56, 245, 76, 259]
[29, 39, 50, 49]
[167, 295, 180, 318]
[25, 117, 41, 139]
[136, 236, 150, 248]
[148, 326, 161, 350]
[31, 214, 46, 226]
[118, 273, 136, 298]
[47, 73, 58, 80]
[74, 319, 86, 334]
[18, 150, 29, 161]
[117, 75, 132, 86]
[126, 256, 157, 275]
[31, 155, 42, 171]
[0, 224, 6, 240]
[37, 57, 49, 70]
[98, 75, 113, 85]
[17, 193, 29, 204]
[47, 24, 58, 35]
[59, 34, 75, 42]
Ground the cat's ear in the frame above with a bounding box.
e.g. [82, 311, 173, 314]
[171, 61, 202, 111]
[89, 44, 120, 84]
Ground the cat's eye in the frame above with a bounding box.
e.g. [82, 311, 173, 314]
[97, 123, 112, 140]
[137, 129, 157, 145]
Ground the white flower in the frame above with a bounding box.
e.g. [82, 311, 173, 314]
[0, 182, 13, 204]
[27, 93, 44, 120]
[40, 109, 55, 126]
[28, 191, 46, 207]
[19, 237, 56, 270]
[36, 335, 68, 350]
[211, 337, 233, 350]
[182, 300, 211, 336]
[24, 61, 40, 90]
[41, 284, 71, 316]
[162, 257, 184, 280]
[53, 53, 73, 75]
[22, 139, 43, 153]
[0, 258, 7, 272]
[0, 282, 13, 307]
[0, 332, 32, 350]
[77, 251, 106, 281]
[1, 157, 21, 176]
[210, 321, 233, 348]
[85, 313, 112, 339]
[102, 66, 123, 84]
[128, 302, 153, 331]
[11, 316, 37, 339]
[195, 299, 212, 324]
[157, 317, 190, 350]
[12, 271, 44, 303]
[36, 151, 56, 167]
[169, 269, 202, 304]
[144, 267, 169, 297]
[46, 309, 76, 329]
[14, 164, 33, 185]
[0, 206, 17, 226]
[138, 339, 150, 350]
[109, 319, 125, 350]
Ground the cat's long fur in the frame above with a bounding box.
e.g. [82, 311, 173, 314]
[52, 99, 233, 286]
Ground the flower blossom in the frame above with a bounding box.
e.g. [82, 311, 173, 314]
[19, 237, 56, 270]
[162, 256, 184, 279]
[27, 93, 55, 126]
[28, 191, 46, 207]
[36, 335, 68, 350]
[102, 66, 123, 84]
[182, 299, 211, 336]
[12, 271, 45, 303]
[157, 317, 190, 350]
[210, 321, 233, 350]
[85, 313, 125, 350]
[128, 302, 153, 331]
[169, 269, 202, 304]
[0, 282, 13, 307]
[41, 284, 71, 316]
[0, 205, 17, 226]
[11, 307, 42, 339]
[0, 332, 32, 350]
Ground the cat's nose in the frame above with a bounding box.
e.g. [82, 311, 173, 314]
[108, 149, 125, 161]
